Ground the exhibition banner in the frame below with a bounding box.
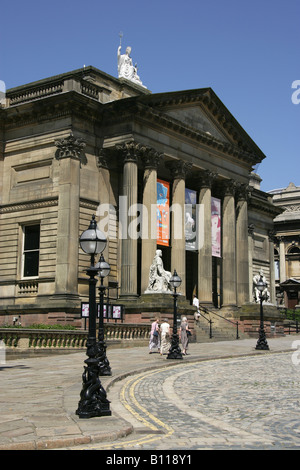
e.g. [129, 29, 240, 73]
[211, 197, 221, 257]
[157, 179, 170, 246]
[185, 188, 197, 251]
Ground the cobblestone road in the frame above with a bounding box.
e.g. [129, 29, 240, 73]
[77, 351, 300, 450]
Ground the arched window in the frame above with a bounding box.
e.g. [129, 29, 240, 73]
[288, 246, 300, 254]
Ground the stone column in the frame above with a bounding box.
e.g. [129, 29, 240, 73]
[248, 224, 255, 302]
[96, 149, 111, 261]
[197, 170, 217, 305]
[117, 142, 139, 298]
[268, 230, 276, 304]
[236, 184, 250, 306]
[279, 236, 286, 283]
[221, 179, 237, 307]
[54, 133, 86, 296]
[141, 148, 163, 293]
[168, 161, 192, 296]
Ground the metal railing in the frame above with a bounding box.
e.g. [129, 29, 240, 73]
[198, 305, 240, 340]
[280, 308, 300, 335]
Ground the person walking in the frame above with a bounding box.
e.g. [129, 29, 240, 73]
[149, 318, 160, 354]
[193, 294, 200, 322]
[180, 316, 191, 355]
[160, 318, 171, 355]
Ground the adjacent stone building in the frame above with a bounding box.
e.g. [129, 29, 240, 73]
[0, 64, 280, 326]
[269, 183, 300, 309]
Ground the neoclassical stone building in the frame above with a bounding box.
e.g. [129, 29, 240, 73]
[269, 183, 300, 308]
[0, 65, 280, 325]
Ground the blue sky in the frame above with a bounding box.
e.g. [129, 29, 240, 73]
[1, 0, 299, 192]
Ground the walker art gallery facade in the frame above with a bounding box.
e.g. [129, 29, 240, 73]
[0, 55, 283, 327]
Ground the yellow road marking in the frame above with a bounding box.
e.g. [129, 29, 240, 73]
[89, 368, 175, 449]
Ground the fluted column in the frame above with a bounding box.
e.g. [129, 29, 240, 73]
[54, 133, 86, 296]
[141, 148, 163, 292]
[279, 236, 286, 283]
[248, 224, 255, 302]
[198, 170, 217, 305]
[268, 230, 276, 304]
[117, 142, 139, 298]
[97, 149, 110, 261]
[236, 184, 250, 306]
[168, 161, 192, 296]
[221, 179, 237, 307]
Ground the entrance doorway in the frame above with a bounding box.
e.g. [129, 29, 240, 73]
[186, 251, 198, 304]
[212, 256, 222, 308]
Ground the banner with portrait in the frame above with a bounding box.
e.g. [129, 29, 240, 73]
[211, 197, 221, 257]
[157, 179, 170, 246]
[185, 188, 197, 251]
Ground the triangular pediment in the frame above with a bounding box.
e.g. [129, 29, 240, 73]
[162, 103, 230, 143]
[137, 88, 266, 164]
[280, 278, 300, 285]
[280, 278, 300, 289]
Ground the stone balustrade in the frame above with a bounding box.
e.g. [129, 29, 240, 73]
[0, 323, 151, 352]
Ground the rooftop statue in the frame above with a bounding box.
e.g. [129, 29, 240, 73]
[117, 44, 146, 88]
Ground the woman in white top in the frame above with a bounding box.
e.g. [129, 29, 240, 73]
[160, 319, 171, 355]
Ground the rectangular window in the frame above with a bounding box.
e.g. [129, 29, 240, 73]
[23, 225, 40, 278]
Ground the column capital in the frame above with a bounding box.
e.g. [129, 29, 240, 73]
[166, 160, 192, 180]
[268, 229, 276, 242]
[235, 182, 252, 201]
[54, 133, 86, 165]
[141, 147, 163, 170]
[198, 169, 218, 189]
[248, 223, 255, 236]
[116, 140, 141, 163]
[222, 179, 237, 197]
[96, 148, 109, 169]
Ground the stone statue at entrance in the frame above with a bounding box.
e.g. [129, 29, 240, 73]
[253, 268, 270, 303]
[117, 45, 146, 88]
[145, 250, 172, 293]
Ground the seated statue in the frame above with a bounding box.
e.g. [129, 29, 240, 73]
[117, 45, 145, 87]
[253, 268, 270, 303]
[145, 250, 172, 293]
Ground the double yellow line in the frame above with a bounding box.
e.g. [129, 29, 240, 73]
[101, 368, 174, 449]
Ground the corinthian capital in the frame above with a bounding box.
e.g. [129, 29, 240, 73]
[166, 160, 193, 180]
[141, 147, 163, 169]
[198, 169, 218, 188]
[236, 182, 252, 201]
[222, 179, 237, 197]
[55, 133, 86, 164]
[116, 141, 141, 163]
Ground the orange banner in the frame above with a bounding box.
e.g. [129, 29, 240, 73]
[157, 179, 170, 246]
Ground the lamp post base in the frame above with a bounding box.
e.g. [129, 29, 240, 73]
[167, 334, 183, 359]
[255, 335, 270, 350]
[76, 344, 111, 419]
[97, 329, 112, 376]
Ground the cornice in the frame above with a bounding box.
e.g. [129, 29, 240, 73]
[0, 197, 58, 213]
[3, 91, 103, 129]
[138, 89, 266, 163]
[102, 99, 260, 167]
[248, 190, 283, 217]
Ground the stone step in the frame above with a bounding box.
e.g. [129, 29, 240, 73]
[194, 315, 248, 342]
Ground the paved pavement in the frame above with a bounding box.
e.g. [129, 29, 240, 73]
[1, 335, 300, 450]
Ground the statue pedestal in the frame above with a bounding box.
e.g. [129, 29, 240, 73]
[120, 293, 195, 324]
[238, 302, 285, 338]
[239, 302, 282, 320]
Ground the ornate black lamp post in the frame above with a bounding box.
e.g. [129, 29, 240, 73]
[95, 253, 112, 376]
[255, 276, 270, 351]
[167, 270, 183, 360]
[76, 215, 111, 418]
